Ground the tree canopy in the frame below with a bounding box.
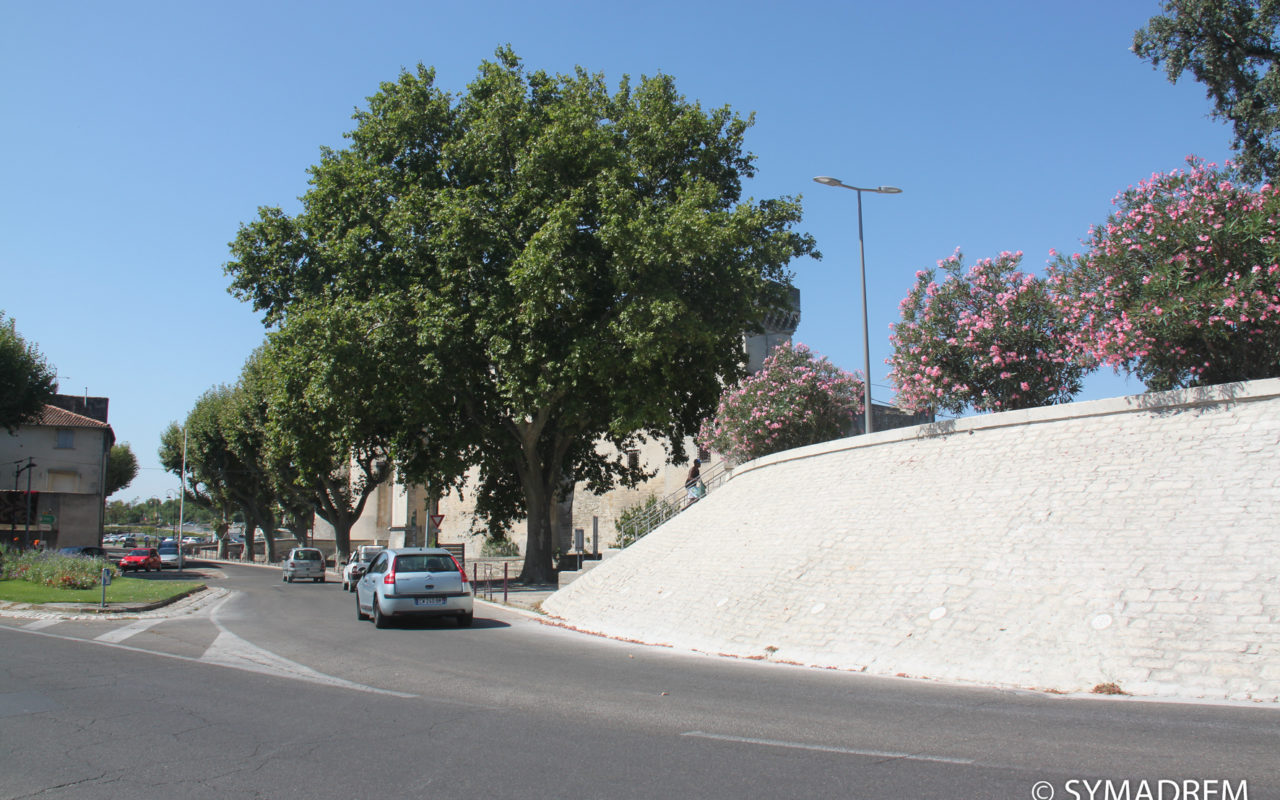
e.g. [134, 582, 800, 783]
[104, 443, 139, 498]
[0, 312, 56, 433]
[225, 49, 815, 581]
[1135, 0, 1280, 181]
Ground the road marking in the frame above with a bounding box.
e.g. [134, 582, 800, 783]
[22, 619, 60, 631]
[681, 731, 977, 765]
[94, 618, 165, 643]
[1, 593, 415, 699]
[205, 593, 416, 697]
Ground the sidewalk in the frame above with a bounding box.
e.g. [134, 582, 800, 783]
[473, 583, 557, 614]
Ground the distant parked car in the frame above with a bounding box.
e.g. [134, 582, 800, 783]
[355, 547, 473, 628]
[122, 537, 137, 548]
[120, 548, 161, 573]
[157, 544, 180, 568]
[281, 547, 326, 583]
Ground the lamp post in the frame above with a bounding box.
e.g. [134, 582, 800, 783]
[812, 176, 901, 435]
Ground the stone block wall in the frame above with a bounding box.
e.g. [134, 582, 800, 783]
[542, 379, 1280, 701]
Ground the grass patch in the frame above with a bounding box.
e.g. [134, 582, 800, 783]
[0, 576, 205, 606]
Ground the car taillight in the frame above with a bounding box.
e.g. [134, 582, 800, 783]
[384, 563, 396, 585]
[450, 555, 469, 586]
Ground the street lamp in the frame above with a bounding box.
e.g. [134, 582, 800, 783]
[812, 176, 902, 435]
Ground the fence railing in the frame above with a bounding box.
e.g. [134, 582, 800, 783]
[616, 459, 730, 547]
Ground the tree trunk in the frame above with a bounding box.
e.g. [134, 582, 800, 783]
[519, 476, 557, 584]
[215, 521, 230, 560]
[260, 509, 278, 562]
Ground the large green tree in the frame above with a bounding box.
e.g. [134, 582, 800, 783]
[160, 385, 278, 561]
[225, 50, 815, 582]
[0, 312, 56, 432]
[1135, 0, 1280, 181]
[253, 307, 413, 566]
[104, 443, 139, 498]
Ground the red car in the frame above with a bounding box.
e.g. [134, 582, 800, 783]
[119, 548, 162, 573]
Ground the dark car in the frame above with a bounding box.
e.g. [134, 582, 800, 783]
[58, 546, 111, 561]
[119, 548, 161, 573]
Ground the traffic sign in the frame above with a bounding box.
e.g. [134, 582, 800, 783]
[429, 514, 445, 529]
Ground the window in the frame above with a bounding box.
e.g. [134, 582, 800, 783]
[627, 449, 640, 471]
[698, 445, 711, 462]
[48, 471, 79, 493]
[55, 429, 74, 449]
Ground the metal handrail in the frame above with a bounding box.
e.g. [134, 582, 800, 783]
[617, 459, 730, 547]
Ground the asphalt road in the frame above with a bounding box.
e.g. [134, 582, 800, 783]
[1, 561, 1276, 799]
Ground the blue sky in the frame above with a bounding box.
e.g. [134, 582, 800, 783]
[2, 1, 1235, 502]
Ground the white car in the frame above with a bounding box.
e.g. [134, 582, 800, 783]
[342, 545, 385, 591]
[355, 548, 473, 628]
[157, 544, 180, 568]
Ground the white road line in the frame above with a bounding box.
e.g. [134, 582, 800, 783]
[21, 619, 60, 631]
[681, 731, 977, 765]
[204, 592, 417, 698]
[94, 618, 165, 643]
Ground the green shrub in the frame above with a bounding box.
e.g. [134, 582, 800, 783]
[614, 494, 681, 548]
[480, 536, 520, 557]
[0, 547, 114, 590]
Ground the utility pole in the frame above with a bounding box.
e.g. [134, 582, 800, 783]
[16, 458, 35, 547]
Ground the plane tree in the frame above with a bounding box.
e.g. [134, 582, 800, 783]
[225, 49, 815, 582]
[1135, 0, 1280, 182]
[251, 297, 435, 566]
[160, 389, 242, 559]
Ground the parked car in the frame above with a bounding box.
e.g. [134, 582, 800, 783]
[281, 547, 326, 583]
[58, 546, 111, 561]
[355, 547, 473, 628]
[157, 544, 180, 568]
[122, 537, 137, 548]
[341, 545, 385, 591]
[119, 548, 161, 573]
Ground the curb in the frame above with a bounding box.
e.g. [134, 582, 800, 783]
[0, 586, 227, 621]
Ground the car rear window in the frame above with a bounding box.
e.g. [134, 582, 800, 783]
[293, 550, 321, 561]
[393, 554, 457, 573]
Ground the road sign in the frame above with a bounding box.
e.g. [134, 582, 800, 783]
[429, 514, 445, 529]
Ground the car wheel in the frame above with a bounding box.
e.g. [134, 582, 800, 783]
[355, 592, 368, 621]
[457, 612, 474, 628]
[373, 597, 390, 629]
[317, 576, 324, 583]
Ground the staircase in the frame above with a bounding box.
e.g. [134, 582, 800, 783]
[616, 459, 730, 547]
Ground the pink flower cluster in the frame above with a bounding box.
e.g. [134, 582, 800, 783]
[698, 341, 863, 464]
[1048, 157, 1280, 390]
[888, 249, 1088, 414]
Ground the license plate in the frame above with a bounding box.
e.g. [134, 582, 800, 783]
[414, 597, 445, 606]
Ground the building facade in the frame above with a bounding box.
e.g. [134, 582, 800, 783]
[0, 396, 115, 549]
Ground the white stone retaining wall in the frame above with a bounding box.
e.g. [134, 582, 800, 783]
[542, 379, 1280, 701]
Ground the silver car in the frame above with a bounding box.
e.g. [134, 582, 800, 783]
[355, 548, 473, 628]
[282, 547, 326, 583]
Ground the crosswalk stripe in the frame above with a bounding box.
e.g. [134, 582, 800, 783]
[22, 619, 60, 631]
[94, 618, 164, 643]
